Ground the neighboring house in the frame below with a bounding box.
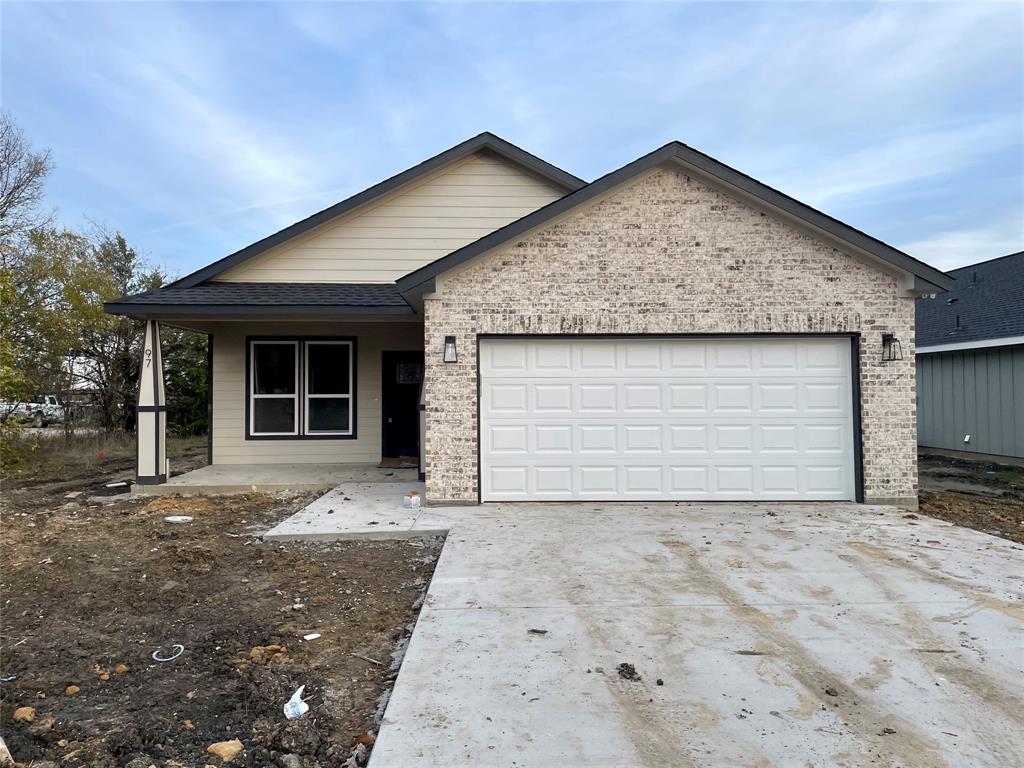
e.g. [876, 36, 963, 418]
[106, 132, 953, 509]
[916, 251, 1024, 460]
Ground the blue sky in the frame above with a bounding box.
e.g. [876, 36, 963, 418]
[2, 1, 1021, 276]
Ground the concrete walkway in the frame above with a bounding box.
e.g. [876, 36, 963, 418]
[266, 494, 1024, 767]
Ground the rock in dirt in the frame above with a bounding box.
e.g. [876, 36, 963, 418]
[124, 757, 157, 768]
[278, 755, 301, 768]
[207, 739, 244, 763]
[115, 663, 130, 674]
[250, 643, 285, 661]
[0, 735, 13, 766]
[616, 663, 641, 681]
[11, 706, 36, 722]
[64, 684, 81, 696]
[824, 686, 839, 697]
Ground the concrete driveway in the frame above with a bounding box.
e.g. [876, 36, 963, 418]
[267, 494, 1024, 767]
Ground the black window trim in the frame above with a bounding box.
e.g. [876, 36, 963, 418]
[245, 335, 358, 441]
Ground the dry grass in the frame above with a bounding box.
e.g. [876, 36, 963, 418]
[1, 430, 206, 486]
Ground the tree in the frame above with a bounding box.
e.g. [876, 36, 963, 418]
[74, 231, 164, 432]
[164, 329, 209, 436]
[0, 115, 208, 441]
[0, 112, 52, 243]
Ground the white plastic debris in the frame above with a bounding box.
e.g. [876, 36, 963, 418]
[105, 481, 129, 488]
[152, 644, 185, 662]
[303, 633, 321, 641]
[403, 491, 421, 509]
[284, 685, 309, 719]
[164, 516, 194, 524]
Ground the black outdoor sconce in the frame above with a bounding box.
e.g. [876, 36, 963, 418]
[443, 335, 458, 363]
[881, 333, 903, 362]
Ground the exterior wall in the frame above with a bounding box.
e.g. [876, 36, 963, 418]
[424, 166, 919, 506]
[214, 153, 565, 284]
[209, 321, 422, 464]
[917, 345, 1024, 459]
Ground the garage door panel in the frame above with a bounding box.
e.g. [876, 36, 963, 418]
[623, 424, 663, 453]
[534, 384, 572, 412]
[669, 425, 708, 453]
[578, 424, 616, 452]
[486, 425, 528, 454]
[535, 425, 572, 453]
[804, 383, 843, 412]
[713, 383, 754, 412]
[484, 383, 528, 414]
[760, 424, 799, 453]
[759, 383, 798, 412]
[669, 384, 708, 413]
[578, 384, 617, 412]
[480, 337, 855, 501]
[623, 384, 662, 412]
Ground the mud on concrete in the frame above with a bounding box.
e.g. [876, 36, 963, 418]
[1, 472, 441, 767]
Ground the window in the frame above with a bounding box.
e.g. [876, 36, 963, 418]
[247, 338, 355, 439]
[305, 341, 353, 435]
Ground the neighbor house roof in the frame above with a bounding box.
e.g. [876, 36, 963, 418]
[170, 132, 585, 289]
[396, 141, 955, 296]
[916, 251, 1024, 351]
[104, 282, 414, 317]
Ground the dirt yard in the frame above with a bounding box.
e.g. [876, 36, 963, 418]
[918, 452, 1024, 544]
[0, 452, 440, 768]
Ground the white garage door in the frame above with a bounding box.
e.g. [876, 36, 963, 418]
[480, 337, 856, 502]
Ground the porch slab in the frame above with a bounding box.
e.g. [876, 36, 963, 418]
[135, 463, 417, 495]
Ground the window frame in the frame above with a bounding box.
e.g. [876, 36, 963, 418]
[303, 340, 354, 436]
[245, 336, 357, 441]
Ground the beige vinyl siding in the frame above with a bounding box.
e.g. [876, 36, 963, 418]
[210, 321, 422, 464]
[214, 153, 565, 283]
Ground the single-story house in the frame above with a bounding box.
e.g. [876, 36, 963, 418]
[916, 251, 1023, 460]
[106, 132, 954, 508]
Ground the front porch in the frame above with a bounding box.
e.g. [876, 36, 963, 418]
[102, 283, 428, 496]
[136, 462, 419, 495]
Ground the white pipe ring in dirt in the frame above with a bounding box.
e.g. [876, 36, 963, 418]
[152, 644, 185, 662]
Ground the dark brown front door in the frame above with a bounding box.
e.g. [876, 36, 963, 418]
[381, 351, 424, 460]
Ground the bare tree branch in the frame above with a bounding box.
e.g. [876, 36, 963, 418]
[0, 112, 53, 242]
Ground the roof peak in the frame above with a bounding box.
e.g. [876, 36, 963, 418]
[170, 133, 585, 289]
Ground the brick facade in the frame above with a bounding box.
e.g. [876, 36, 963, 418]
[423, 166, 917, 506]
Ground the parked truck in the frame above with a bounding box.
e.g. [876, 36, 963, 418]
[0, 394, 65, 427]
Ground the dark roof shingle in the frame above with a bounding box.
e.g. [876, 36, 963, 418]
[105, 282, 413, 317]
[916, 251, 1024, 347]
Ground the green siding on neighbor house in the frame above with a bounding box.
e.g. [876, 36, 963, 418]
[917, 345, 1024, 459]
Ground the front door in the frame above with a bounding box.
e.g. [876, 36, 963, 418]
[382, 351, 424, 461]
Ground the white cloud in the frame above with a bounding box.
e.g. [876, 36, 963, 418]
[765, 117, 1022, 209]
[900, 210, 1024, 271]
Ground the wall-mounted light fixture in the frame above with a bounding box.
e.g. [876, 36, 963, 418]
[881, 333, 903, 362]
[443, 335, 458, 363]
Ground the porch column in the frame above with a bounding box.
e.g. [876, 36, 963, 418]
[136, 319, 167, 485]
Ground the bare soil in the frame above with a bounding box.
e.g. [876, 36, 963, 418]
[1, 457, 440, 768]
[918, 453, 1024, 544]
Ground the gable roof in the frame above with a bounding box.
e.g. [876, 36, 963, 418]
[396, 141, 955, 295]
[916, 251, 1024, 349]
[104, 282, 413, 317]
[172, 132, 585, 289]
